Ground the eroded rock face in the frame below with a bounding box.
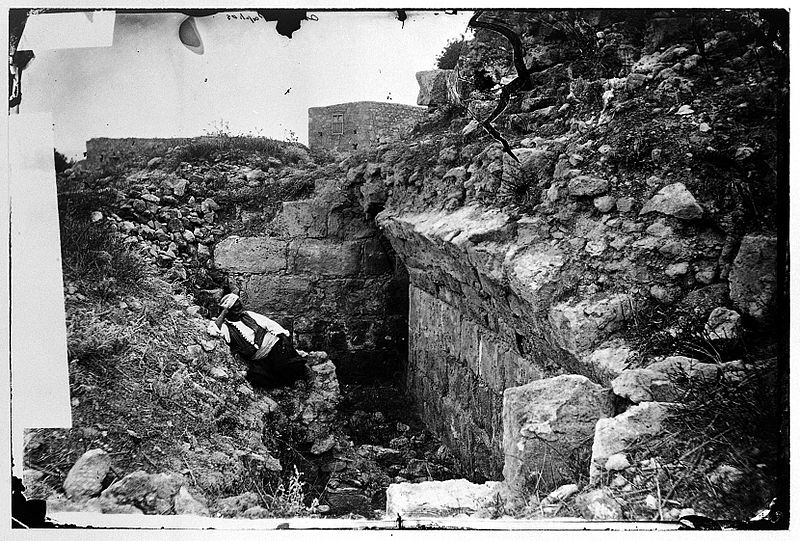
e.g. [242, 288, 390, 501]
[503, 375, 614, 494]
[63, 449, 111, 502]
[729, 234, 778, 322]
[385, 479, 500, 517]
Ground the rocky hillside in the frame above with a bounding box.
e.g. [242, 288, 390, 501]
[22, 8, 787, 527]
[344, 9, 786, 522]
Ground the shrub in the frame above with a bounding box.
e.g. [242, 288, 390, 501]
[436, 37, 465, 69]
[166, 135, 310, 169]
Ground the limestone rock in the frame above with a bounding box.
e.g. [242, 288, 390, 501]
[704, 307, 742, 341]
[416, 69, 454, 106]
[579, 340, 637, 381]
[543, 483, 579, 503]
[729, 234, 778, 322]
[246, 169, 267, 182]
[215, 491, 260, 517]
[590, 402, 669, 483]
[605, 453, 631, 471]
[100, 471, 186, 514]
[310, 434, 336, 455]
[63, 449, 111, 502]
[568, 175, 609, 197]
[385, 479, 499, 517]
[594, 195, 616, 213]
[549, 294, 634, 355]
[357, 444, 403, 465]
[646, 356, 718, 381]
[575, 488, 624, 520]
[503, 374, 614, 494]
[639, 182, 703, 220]
[173, 485, 209, 516]
[611, 368, 672, 403]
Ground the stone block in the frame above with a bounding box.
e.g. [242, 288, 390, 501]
[289, 239, 363, 276]
[327, 207, 375, 239]
[244, 275, 314, 313]
[590, 402, 669, 483]
[213, 236, 286, 273]
[549, 294, 634, 355]
[385, 479, 499, 518]
[729, 234, 778, 322]
[503, 375, 614, 494]
[280, 200, 328, 238]
[415, 69, 454, 106]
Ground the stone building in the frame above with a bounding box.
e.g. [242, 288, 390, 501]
[307, 101, 426, 153]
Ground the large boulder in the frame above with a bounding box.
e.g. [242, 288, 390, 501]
[639, 182, 703, 220]
[503, 375, 614, 494]
[728, 234, 778, 322]
[100, 471, 186, 514]
[416, 69, 454, 106]
[385, 479, 500, 517]
[590, 402, 669, 483]
[63, 449, 112, 502]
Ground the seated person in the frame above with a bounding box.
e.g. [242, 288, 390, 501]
[206, 293, 306, 388]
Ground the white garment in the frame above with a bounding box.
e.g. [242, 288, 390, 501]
[207, 311, 288, 357]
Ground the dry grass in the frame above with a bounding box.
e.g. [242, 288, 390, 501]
[617, 360, 779, 521]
